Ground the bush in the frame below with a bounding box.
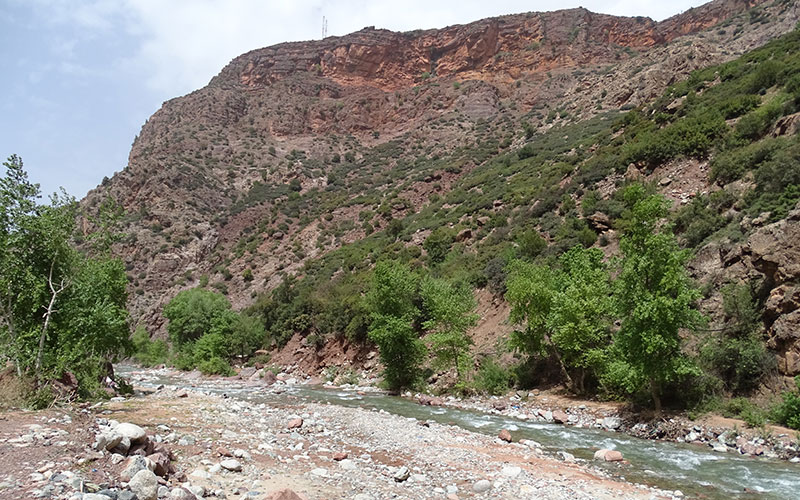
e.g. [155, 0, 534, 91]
[773, 376, 800, 430]
[131, 326, 169, 367]
[474, 358, 513, 395]
[197, 357, 234, 376]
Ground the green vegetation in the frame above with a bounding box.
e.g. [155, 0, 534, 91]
[131, 27, 800, 418]
[0, 156, 131, 405]
[608, 190, 703, 415]
[365, 261, 426, 390]
[163, 288, 264, 375]
[420, 277, 478, 384]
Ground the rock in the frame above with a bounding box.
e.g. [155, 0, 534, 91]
[472, 479, 492, 493]
[119, 491, 137, 500]
[220, 459, 242, 472]
[83, 494, 113, 500]
[147, 452, 170, 477]
[129, 469, 159, 500]
[169, 488, 196, 500]
[498, 429, 512, 442]
[741, 442, 765, 456]
[121, 455, 154, 482]
[417, 395, 443, 406]
[551, 410, 568, 424]
[310, 468, 328, 478]
[111, 436, 131, 455]
[264, 490, 308, 500]
[711, 442, 728, 453]
[601, 416, 621, 430]
[93, 434, 109, 451]
[217, 447, 233, 457]
[392, 466, 410, 482]
[262, 370, 277, 385]
[492, 401, 507, 411]
[158, 485, 170, 498]
[110, 453, 125, 465]
[175, 390, 188, 398]
[594, 449, 624, 462]
[557, 451, 575, 462]
[116, 423, 147, 443]
[501, 465, 521, 478]
[332, 452, 348, 461]
[287, 417, 303, 429]
[338, 459, 357, 471]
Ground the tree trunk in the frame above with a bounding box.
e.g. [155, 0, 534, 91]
[544, 333, 574, 391]
[452, 344, 461, 381]
[650, 378, 662, 417]
[34, 263, 67, 383]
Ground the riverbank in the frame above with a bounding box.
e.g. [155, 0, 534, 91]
[197, 361, 800, 464]
[0, 369, 678, 500]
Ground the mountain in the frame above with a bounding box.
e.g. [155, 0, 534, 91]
[85, 0, 800, 387]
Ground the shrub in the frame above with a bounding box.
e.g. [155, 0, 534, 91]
[131, 326, 169, 367]
[773, 376, 800, 430]
[474, 358, 513, 395]
[735, 99, 783, 140]
[197, 357, 234, 376]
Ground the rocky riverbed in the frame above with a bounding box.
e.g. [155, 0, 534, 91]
[0, 370, 682, 500]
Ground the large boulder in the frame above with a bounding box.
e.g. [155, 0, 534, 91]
[116, 423, 147, 443]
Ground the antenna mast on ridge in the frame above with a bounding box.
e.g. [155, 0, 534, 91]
[322, 16, 328, 39]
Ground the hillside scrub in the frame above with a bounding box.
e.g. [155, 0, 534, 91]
[189, 28, 800, 413]
[0, 155, 131, 405]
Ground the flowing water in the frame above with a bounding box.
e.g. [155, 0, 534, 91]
[117, 366, 800, 500]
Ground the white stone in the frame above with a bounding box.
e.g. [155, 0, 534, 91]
[116, 423, 146, 443]
[473, 479, 492, 493]
[501, 466, 521, 478]
[129, 470, 159, 500]
[220, 459, 242, 472]
[338, 459, 357, 471]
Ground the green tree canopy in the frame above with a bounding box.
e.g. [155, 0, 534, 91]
[506, 245, 613, 393]
[609, 192, 703, 415]
[0, 155, 130, 399]
[420, 277, 478, 382]
[365, 261, 426, 390]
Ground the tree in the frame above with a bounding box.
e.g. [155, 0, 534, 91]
[163, 288, 232, 346]
[505, 246, 613, 393]
[365, 261, 426, 389]
[548, 246, 613, 393]
[420, 277, 478, 382]
[0, 155, 130, 398]
[610, 193, 702, 415]
[162, 287, 264, 374]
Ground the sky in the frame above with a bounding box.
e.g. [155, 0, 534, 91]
[0, 0, 709, 199]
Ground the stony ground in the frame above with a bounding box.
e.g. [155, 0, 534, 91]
[0, 379, 682, 500]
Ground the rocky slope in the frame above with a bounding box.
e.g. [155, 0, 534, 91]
[83, 0, 800, 387]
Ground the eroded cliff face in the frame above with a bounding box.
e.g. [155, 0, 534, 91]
[84, 0, 799, 346]
[212, 0, 767, 92]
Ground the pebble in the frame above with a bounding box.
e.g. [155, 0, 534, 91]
[220, 459, 243, 472]
[473, 479, 492, 493]
[501, 466, 522, 478]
